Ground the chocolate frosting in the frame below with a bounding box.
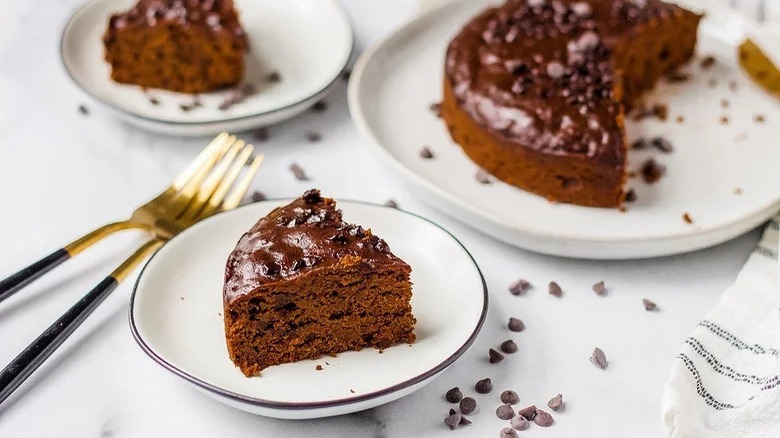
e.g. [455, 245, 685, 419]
[223, 190, 409, 304]
[445, 0, 683, 167]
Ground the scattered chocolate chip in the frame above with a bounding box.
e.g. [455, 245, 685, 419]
[701, 55, 716, 69]
[666, 71, 690, 83]
[651, 137, 674, 153]
[306, 132, 322, 142]
[489, 348, 505, 364]
[508, 317, 525, 332]
[496, 404, 515, 420]
[341, 69, 352, 81]
[719, 115, 729, 124]
[179, 103, 195, 112]
[643, 298, 658, 311]
[253, 127, 269, 142]
[460, 397, 477, 415]
[499, 427, 517, 438]
[311, 101, 327, 112]
[548, 281, 562, 297]
[419, 146, 434, 159]
[500, 390, 520, 405]
[430, 102, 442, 117]
[547, 394, 563, 411]
[476, 169, 492, 184]
[78, 104, 89, 115]
[708, 78, 718, 88]
[592, 281, 606, 295]
[446, 387, 463, 403]
[518, 405, 537, 420]
[682, 212, 694, 224]
[640, 159, 666, 184]
[383, 199, 399, 209]
[350, 389, 355, 393]
[533, 409, 554, 427]
[289, 163, 308, 181]
[590, 347, 608, 369]
[266, 71, 282, 83]
[510, 415, 529, 431]
[251, 191, 267, 202]
[624, 189, 637, 203]
[500, 340, 518, 354]
[459, 415, 472, 426]
[729, 80, 738, 91]
[631, 138, 649, 150]
[676, 115, 685, 123]
[508, 279, 531, 295]
[754, 114, 765, 124]
[444, 412, 461, 430]
[149, 97, 160, 105]
[652, 103, 669, 121]
[475, 378, 493, 394]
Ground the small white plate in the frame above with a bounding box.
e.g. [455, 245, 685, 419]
[129, 200, 487, 419]
[61, 0, 353, 136]
[348, 0, 780, 259]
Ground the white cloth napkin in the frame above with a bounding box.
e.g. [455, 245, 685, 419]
[662, 216, 780, 438]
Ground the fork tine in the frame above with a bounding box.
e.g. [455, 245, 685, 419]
[177, 140, 244, 222]
[172, 132, 232, 190]
[196, 146, 259, 220]
[221, 153, 265, 211]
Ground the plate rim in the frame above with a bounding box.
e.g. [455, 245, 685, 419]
[347, 0, 780, 251]
[60, 0, 355, 126]
[128, 198, 489, 410]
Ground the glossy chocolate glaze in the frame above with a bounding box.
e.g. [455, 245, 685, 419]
[445, 0, 685, 167]
[105, 0, 247, 45]
[223, 190, 410, 304]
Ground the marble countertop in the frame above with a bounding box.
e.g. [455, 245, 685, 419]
[0, 0, 767, 437]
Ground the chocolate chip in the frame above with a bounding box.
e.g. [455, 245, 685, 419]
[290, 163, 308, 181]
[311, 101, 327, 112]
[459, 415, 472, 426]
[508, 317, 525, 332]
[306, 132, 322, 142]
[419, 146, 434, 159]
[489, 348, 505, 364]
[682, 212, 694, 224]
[533, 409, 554, 427]
[449, 408, 456, 415]
[475, 378, 493, 394]
[476, 169, 492, 184]
[459, 397, 477, 414]
[651, 137, 673, 153]
[643, 298, 658, 311]
[444, 412, 461, 430]
[445, 387, 463, 403]
[547, 394, 563, 411]
[499, 427, 517, 438]
[590, 347, 608, 369]
[640, 159, 666, 184]
[179, 103, 194, 112]
[666, 71, 690, 83]
[78, 104, 89, 115]
[251, 191, 267, 202]
[496, 404, 515, 420]
[510, 415, 529, 431]
[719, 115, 729, 124]
[430, 102, 441, 117]
[624, 189, 636, 203]
[384, 199, 398, 208]
[518, 405, 537, 420]
[546, 61, 565, 79]
[500, 390, 519, 405]
[266, 71, 282, 83]
[700, 55, 716, 69]
[252, 127, 270, 142]
[631, 138, 649, 150]
[592, 281, 606, 295]
[301, 189, 322, 204]
[500, 340, 518, 354]
[508, 279, 531, 295]
[548, 281, 562, 297]
[754, 114, 765, 123]
[149, 97, 160, 105]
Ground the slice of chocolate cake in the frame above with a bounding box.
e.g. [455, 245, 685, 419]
[103, 0, 247, 94]
[223, 190, 416, 376]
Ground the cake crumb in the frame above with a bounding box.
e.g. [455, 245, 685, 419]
[754, 114, 765, 124]
[289, 163, 308, 181]
[78, 104, 89, 115]
[419, 146, 434, 159]
[708, 78, 718, 88]
[316, 365, 323, 371]
[306, 131, 322, 142]
[475, 169, 492, 184]
[180, 297, 184, 301]
[733, 187, 742, 195]
[643, 298, 658, 311]
[666, 71, 690, 83]
[719, 115, 729, 125]
[676, 115, 684, 123]
[619, 206, 627, 213]
[266, 71, 282, 83]
[640, 159, 666, 184]
[624, 189, 636, 203]
[350, 389, 355, 393]
[430, 102, 442, 117]
[149, 97, 160, 105]
[729, 80, 738, 91]
[682, 212, 694, 224]
[384, 199, 399, 208]
[720, 98, 729, 108]
[700, 55, 716, 69]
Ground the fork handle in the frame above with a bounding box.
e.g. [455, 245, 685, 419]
[0, 222, 141, 304]
[0, 239, 162, 405]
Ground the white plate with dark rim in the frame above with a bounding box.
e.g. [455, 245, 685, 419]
[61, 0, 353, 136]
[348, 0, 780, 260]
[129, 199, 487, 419]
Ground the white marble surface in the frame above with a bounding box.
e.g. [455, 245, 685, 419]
[0, 0, 769, 437]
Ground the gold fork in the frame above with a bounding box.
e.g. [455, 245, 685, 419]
[0, 132, 263, 404]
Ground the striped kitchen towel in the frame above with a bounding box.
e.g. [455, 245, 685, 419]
[662, 215, 780, 438]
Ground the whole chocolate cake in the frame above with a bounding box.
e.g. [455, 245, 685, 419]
[103, 0, 247, 94]
[223, 190, 416, 376]
[442, 0, 702, 207]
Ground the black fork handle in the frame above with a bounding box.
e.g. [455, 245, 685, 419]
[0, 249, 70, 303]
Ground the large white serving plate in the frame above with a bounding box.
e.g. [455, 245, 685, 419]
[349, 0, 780, 259]
[129, 200, 487, 419]
[61, 0, 353, 136]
